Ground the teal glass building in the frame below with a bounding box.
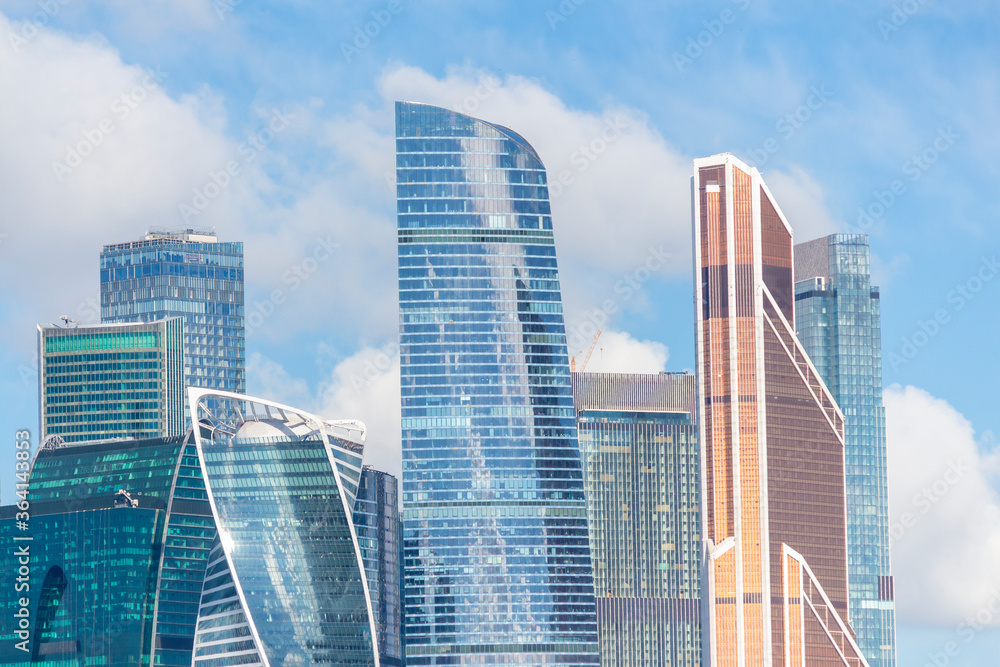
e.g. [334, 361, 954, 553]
[794, 233, 896, 666]
[189, 389, 377, 666]
[572, 372, 701, 667]
[100, 229, 245, 419]
[37, 318, 185, 443]
[396, 101, 600, 665]
[0, 433, 216, 666]
[354, 467, 403, 667]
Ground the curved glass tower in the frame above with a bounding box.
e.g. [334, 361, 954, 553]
[189, 389, 377, 667]
[396, 101, 599, 665]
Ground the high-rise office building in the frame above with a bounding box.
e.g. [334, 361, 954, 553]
[693, 153, 869, 666]
[100, 229, 245, 417]
[794, 234, 896, 666]
[354, 467, 403, 667]
[0, 389, 378, 666]
[572, 371, 701, 666]
[37, 318, 184, 443]
[0, 433, 215, 666]
[189, 389, 377, 666]
[396, 101, 600, 665]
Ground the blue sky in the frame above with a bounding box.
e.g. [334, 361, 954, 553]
[0, 1, 998, 663]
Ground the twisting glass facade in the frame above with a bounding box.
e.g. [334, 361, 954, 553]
[572, 372, 701, 667]
[101, 229, 245, 419]
[354, 467, 403, 666]
[396, 101, 600, 665]
[190, 389, 377, 667]
[0, 434, 216, 667]
[794, 234, 896, 666]
[38, 318, 184, 443]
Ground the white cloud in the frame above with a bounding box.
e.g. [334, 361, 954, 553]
[764, 164, 844, 242]
[573, 329, 669, 374]
[885, 384, 1000, 626]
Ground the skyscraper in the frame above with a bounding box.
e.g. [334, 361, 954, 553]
[100, 228, 245, 417]
[794, 234, 896, 666]
[572, 371, 701, 666]
[693, 153, 869, 666]
[354, 467, 403, 667]
[189, 389, 377, 666]
[396, 101, 600, 665]
[0, 433, 215, 666]
[37, 318, 184, 443]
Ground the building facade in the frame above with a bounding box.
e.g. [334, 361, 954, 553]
[100, 229, 245, 418]
[572, 371, 701, 666]
[396, 101, 600, 665]
[37, 318, 184, 443]
[354, 467, 403, 667]
[693, 154, 869, 666]
[0, 433, 216, 666]
[189, 389, 377, 667]
[794, 234, 896, 666]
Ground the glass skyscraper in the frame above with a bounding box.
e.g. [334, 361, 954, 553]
[794, 234, 896, 666]
[100, 229, 245, 418]
[354, 467, 403, 667]
[572, 371, 701, 666]
[693, 154, 869, 666]
[0, 433, 216, 666]
[189, 388, 377, 666]
[37, 318, 184, 443]
[396, 101, 600, 665]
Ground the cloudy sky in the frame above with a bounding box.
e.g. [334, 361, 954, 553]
[1, 1, 998, 662]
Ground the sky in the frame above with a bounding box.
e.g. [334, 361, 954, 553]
[0, 1, 998, 663]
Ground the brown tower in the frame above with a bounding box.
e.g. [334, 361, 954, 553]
[693, 154, 869, 666]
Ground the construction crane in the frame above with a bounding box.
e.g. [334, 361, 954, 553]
[570, 329, 602, 373]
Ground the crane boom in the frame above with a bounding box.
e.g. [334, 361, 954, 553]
[578, 329, 602, 373]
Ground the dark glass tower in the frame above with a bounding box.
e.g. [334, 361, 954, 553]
[396, 101, 600, 665]
[0, 434, 216, 666]
[354, 467, 403, 667]
[100, 229, 244, 418]
[572, 371, 702, 666]
[794, 234, 896, 667]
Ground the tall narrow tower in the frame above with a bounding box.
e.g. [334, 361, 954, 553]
[794, 234, 896, 666]
[693, 154, 869, 666]
[396, 102, 600, 666]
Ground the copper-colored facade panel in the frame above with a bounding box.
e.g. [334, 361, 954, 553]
[694, 155, 865, 667]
